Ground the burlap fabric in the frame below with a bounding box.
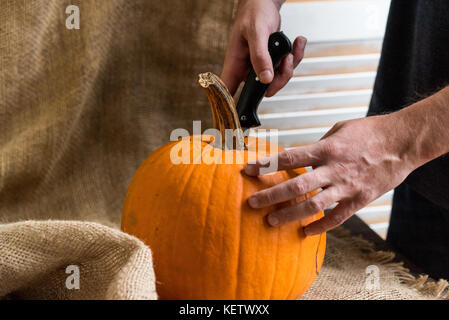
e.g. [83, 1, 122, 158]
[301, 229, 448, 300]
[0, 221, 157, 299]
[0, 0, 447, 300]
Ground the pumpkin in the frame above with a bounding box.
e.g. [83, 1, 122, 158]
[121, 72, 326, 300]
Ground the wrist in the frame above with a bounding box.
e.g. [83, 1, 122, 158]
[383, 111, 424, 171]
[387, 92, 449, 169]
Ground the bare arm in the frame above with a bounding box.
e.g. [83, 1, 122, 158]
[393, 87, 449, 165]
[245, 86, 449, 235]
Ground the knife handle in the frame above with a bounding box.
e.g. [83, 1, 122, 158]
[236, 31, 292, 129]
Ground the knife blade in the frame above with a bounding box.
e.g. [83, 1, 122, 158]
[236, 31, 293, 131]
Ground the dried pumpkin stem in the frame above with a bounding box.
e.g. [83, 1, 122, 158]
[198, 72, 245, 150]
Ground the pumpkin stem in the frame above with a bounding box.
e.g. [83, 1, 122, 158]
[198, 72, 245, 150]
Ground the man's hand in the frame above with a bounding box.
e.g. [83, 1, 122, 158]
[244, 113, 427, 236]
[221, 0, 307, 96]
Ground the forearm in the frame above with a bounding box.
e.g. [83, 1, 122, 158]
[392, 86, 449, 168]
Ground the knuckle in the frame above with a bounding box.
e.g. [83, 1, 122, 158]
[239, 20, 251, 38]
[334, 162, 351, 178]
[279, 150, 295, 168]
[321, 141, 338, 158]
[251, 19, 265, 32]
[283, 67, 294, 80]
[307, 198, 323, 214]
[288, 179, 305, 196]
[246, 18, 258, 33]
[357, 191, 374, 205]
[260, 190, 274, 206]
[329, 214, 346, 227]
[253, 50, 266, 61]
[285, 208, 300, 223]
[344, 181, 359, 194]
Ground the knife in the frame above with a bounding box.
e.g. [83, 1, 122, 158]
[236, 31, 293, 131]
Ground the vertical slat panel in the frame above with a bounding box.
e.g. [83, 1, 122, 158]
[260, 0, 392, 238]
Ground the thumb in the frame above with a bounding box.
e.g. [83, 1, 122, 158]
[248, 30, 273, 84]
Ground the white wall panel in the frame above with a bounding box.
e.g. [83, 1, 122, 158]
[263, 0, 392, 238]
[280, 0, 391, 43]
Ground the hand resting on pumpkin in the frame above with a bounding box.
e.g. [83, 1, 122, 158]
[221, 0, 306, 97]
[244, 86, 449, 235]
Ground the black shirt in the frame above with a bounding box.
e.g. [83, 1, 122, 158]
[368, 0, 449, 279]
[369, 0, 449, 209]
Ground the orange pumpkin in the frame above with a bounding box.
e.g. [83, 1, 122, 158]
[121, 73, 326, 299]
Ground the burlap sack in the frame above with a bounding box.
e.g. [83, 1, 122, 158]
[1, 0, 447, 300]
[0, 0, 237, 224]
[301, 229, 449, 300]
[0, 221, 157, 299]
[0, 0, 237, 299]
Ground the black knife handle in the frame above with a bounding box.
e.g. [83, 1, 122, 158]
[236, 31, 292, 129]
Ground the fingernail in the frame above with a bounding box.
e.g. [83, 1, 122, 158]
[303, 227, 313, 236]
[248, 196, 259, 208]
[299, 37, 307, 49]
[267, 214, 280, 227]
[244, 164, 258, 176]
[259, 70, 273, 84]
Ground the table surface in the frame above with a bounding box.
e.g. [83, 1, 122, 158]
[343, 215, 424, 276]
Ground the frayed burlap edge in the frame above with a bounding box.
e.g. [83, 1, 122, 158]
[332, 227, 449, 300]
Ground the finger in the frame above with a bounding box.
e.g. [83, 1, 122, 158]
[265, 53, 294, 97]
[292, 36, 307, 67]
[247, 28, 273, 84]
[221, 36, 250, 95]
[303, 201, 358, 235]
[248, 167, 330, 208]
[266, 36, 306, 97]
[245, 142, 325, 176]
[266, 187, 338, 227]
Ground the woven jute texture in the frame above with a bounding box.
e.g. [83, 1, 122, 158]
[301, 228, 449, 300]
[0, 0, 447, 300]
[0, 221, 157, 299]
